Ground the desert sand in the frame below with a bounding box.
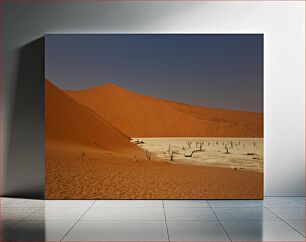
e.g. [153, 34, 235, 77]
[45, 80, 263, 199]
[45, 142, 263, 199]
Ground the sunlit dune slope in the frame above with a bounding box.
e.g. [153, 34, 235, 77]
[45, 80, 136, 151]
[65, 83, 263, 137]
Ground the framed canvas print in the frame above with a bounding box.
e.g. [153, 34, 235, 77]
[45, 34, 263, 199]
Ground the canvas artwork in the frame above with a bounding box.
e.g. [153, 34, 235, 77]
[45, 34, 263, 199]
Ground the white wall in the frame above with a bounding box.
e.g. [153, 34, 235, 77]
[2, 1, 305, 197]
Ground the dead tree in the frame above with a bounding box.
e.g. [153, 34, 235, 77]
[167, 144, 177, 161]
[184, 149, 203, 158]
[187, 141, 192, 148]
[146, 150, 151, 160]
[225, 145, 230, 154]
[169, 150, 176, 161]
[198, 140, 204, 151]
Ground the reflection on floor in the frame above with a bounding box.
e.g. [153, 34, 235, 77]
[0, 197, 305, 241]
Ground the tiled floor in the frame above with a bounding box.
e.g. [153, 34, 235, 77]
[0, 197, 304, 241]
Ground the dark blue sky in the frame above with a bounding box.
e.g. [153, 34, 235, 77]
[45, 34, 263, 112]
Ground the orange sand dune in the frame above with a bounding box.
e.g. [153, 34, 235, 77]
[66, 83, 263, 138]
[45, 80, 263, 199]
[45, 80, 136, 152]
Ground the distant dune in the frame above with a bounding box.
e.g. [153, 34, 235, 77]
[65, 83, 263, 137]
[45, 80, 136, 151]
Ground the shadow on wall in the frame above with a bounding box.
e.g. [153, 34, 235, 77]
[1, 215, 46, 240]
[4, 37, 45, 199]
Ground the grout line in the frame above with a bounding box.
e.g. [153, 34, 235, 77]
[203, 200, 210, 207]
[207, 202, 232, 242]
[162, 200, 170, 242]
[60, 200, 96, 241]
[18, 206, 44, 221]
[291, 197, 306, 206]
[264, 206, 305, 238]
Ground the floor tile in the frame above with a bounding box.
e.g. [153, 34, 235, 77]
[263, 197, 304, 207]
[213, 207, 279, 221]
[286, 220, 305, 236]
[0, 207, 40, 220]
[63, 220, 168, 241]
[208, 199, 263, 208]
[165, 207, 217, 221]
[1, 197, 304, 241]
[0, 198, 47, 208]
[167, 220, 230, 241]
[1, 220, 75, 241]
[26, 207, 88, 220]
[47, 200, 95, 207]
[81, 207, 165, 221]
[163, 200, 208, 207]
[93, 200, 162, 207]
[221, 220, 305, 241]
[268, 207, 305, 220]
